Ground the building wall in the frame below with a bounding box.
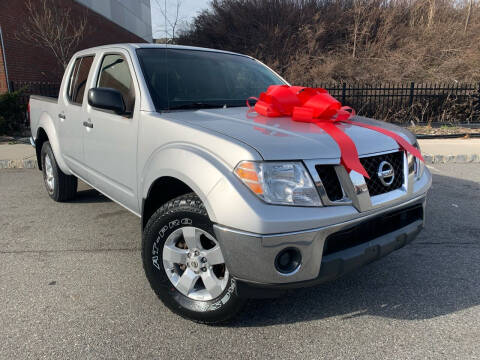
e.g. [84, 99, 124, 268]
[0, 0, 150, 91]
[75, 0, 152, 42]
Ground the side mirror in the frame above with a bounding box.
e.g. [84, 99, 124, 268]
[88, 88, 125, 114]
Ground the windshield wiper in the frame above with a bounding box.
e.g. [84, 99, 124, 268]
[168, 102, 226, 110]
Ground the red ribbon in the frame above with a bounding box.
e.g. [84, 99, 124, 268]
[248, 85, 423, 178]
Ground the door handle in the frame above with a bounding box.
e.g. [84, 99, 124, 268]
[83, 121, 93, 128]
[58, 113, 66, 119]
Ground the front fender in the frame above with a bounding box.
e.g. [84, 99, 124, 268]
[37, 113, 71, 174]
[140, 143, 272, 230]
[140, 144, 238, 223]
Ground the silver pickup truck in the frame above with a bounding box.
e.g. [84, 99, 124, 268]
[29, 43, 431, 323]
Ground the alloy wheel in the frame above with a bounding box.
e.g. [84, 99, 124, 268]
[162, 226, 229, 301]
[44, 154, 55, 193]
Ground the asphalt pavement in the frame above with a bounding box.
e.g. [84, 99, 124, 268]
[1, 164, 479, 359]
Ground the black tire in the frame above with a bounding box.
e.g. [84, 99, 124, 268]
[41, 141, 77, 202]
[142, 193, 246, 324]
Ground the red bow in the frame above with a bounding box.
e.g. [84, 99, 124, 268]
[248, 85, 423, 178]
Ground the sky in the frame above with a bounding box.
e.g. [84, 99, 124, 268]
[151, 0, 211, 38]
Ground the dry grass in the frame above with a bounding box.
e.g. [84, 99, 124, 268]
[407, 124, 480, 135]
[178, 0, 480, 85]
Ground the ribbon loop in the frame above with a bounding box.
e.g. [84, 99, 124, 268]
[252, 85, 424, 178]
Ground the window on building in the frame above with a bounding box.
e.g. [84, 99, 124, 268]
[97, 54, 135, 114]
[67, 56, 94, 105]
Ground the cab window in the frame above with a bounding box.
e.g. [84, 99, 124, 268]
[97, 54, 135, 114]
[67, 56, 94, 105]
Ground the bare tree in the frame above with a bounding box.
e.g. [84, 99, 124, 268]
[16, 0, 87, 69]
[464, 0, 473, 33]
[351, 0, 362, 58]
[427, 0, 436, 28]
[351, 0, 375, 58]
[155, 0, 184, 43]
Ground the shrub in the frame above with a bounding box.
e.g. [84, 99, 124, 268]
[0, 115, 5, 133]
[0, 90, 26, 135]
[178, 0, 480, 85]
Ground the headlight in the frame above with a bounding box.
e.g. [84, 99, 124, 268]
[234, 161, 322, 206]
[413, 142, 425, 180]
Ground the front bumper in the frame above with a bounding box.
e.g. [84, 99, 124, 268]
[214, 194, 426, 294]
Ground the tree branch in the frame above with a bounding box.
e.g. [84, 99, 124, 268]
[15, 0, 87, 69]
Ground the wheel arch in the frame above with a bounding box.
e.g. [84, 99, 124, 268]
[35, 113, 70, 174]
[35, 127, 49, 170]
[139, 145, 239, 228]
[142, 176, 199, 229]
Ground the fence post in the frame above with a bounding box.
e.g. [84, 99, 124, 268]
[342, 82, 346, 104]
[409, 81, 415, 106]
[475, 83, 480, 122]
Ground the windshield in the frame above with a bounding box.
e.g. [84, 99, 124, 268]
[136, 48, 285, 111]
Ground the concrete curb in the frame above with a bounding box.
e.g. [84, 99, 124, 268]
[0, 159, 37, 169]
[423, 154, 480, 164]
[1, 154, 479, 169]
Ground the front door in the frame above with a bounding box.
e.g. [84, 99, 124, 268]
[83, 52, 139, 213]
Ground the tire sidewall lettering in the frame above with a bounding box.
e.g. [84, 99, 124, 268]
[152, 217, 192, 268]
[207, 279, 236, 311]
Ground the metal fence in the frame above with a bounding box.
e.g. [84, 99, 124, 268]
[311, 82, 480, 123]
[8, 80, 480, 124]
[10, 81, 60, 106]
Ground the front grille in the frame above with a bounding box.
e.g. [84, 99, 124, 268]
[323, 204, 423, 256]
[360, 151, 404, 196]
[315, 165, 343, 201]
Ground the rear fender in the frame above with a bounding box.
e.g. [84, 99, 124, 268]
[37, 113, 71, 174]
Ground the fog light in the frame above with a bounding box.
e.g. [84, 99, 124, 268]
[275, 247, 301, 274]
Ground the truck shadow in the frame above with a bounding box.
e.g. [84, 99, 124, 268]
[231, 170, 480, 327]
[71, 188, 111, 204]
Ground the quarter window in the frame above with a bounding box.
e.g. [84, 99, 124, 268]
[67, 56, 94, 105]
[97, 54, 135, 114]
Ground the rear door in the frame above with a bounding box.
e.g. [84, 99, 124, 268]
[83, 50, 140, 212]
[59, 55, 95, 175]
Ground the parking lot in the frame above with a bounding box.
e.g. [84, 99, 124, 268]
[1, 163, 479, 359]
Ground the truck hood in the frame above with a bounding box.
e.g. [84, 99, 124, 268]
[165, 107, 415, 160]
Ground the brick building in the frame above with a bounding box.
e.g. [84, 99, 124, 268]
[0, 0, 152, 93]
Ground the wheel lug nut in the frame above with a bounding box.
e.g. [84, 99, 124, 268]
[194, 250, 200, 256]
[201, 257, 207, 263]
[201, 267, 207, 272]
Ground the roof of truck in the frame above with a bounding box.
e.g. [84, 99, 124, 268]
[74, 43, 249, 58]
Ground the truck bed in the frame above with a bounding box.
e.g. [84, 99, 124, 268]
[30, 94, 58, 104]
[29, 95, 60, 140]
